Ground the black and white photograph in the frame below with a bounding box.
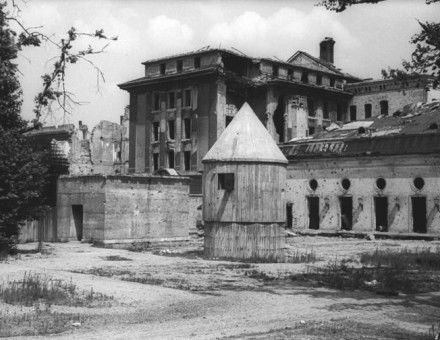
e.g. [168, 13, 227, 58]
[1, 0, 440, 338]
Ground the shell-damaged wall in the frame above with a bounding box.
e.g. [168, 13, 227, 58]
[286, 154, 440, 235]
[57, 175, 192, 245]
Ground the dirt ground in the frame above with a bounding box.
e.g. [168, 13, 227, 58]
[1, 236, 440, 339]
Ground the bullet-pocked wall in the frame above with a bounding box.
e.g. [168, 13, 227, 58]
[57, 174, 193, 245]
[285, 155, 440, 235]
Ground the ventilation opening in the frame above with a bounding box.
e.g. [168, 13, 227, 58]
[273, 95, 285, 143]
[72, 205, 83, 241]
[286, 202, 293, 229]
[374, 197, 388, 232]
[376, 177, 386, 190]
[308, 196, 320, 230]
[414, 177, 425, 190]
[341, 178, 351, 190]
[309, 179, 318, 191]
[339, 196, 353, 231]
[218, 173, 234, 191]
[412, 197, 427, 233]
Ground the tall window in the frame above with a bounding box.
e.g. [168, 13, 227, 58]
[337, 103, 343, 121]
[272, 65, 279, 77]
[365, 103, 372, 118]
[330, 77, 335, 87]
[194, 56, 201, 69]
[350, 105, 357, 121]
[153, 153, 159, 171]
[153, 93, 160, 111]
[168, 150, 174, 169]
[160, 63, 166, 75]
[176, 60, 183, 72]
[152, 122, 159, 141]
[316, 74, 322, 85]
[380, 100, 389, 115]
[184, 89, 192, 107]
[184, 151, 191, 171]
[168, 92, 175, 109]
[225, 115, 233, 127]
[323, 102, 329, 119]
[301, 71, 309, 83]
[183, 118, 191, 139]
[307, 98, 315, 116]
[168, 120, 175, 140]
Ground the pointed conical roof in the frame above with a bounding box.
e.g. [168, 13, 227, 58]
[203, 103, 288, 164]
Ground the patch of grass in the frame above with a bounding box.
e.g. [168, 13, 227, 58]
[0, 272, 113, 307]
[286, 249, 318, 264]
[102, 255, 132, 261]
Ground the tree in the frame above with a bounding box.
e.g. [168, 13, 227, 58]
[0, 1, 117, 255]
[318, 0, 440, 87]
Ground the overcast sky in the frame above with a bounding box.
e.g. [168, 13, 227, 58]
[15, 0, 439, 127]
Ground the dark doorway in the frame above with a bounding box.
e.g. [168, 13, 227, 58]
[308, 197, 320, 229]
[412, 197, 427, 233]
[374, 197, 388, 232]
[72, 205, 83, 241]
[273, 95, 285, 143]
[286, 203, 293, 229]
[339, 197, 353, 230]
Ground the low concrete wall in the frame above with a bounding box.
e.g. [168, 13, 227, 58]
[57, 174, 192, 245]
[19, 207, 57, 243]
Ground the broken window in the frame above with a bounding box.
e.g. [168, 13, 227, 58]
[194, 56, 201, 69]
[184, 151, 191, 171]
[349, 105, 357, 121]
[316, 74, 322, 85]
[153, 93, 160, 111]
[374, 197, 388, 232]
[160, 63, 166, 75]
[273, 95, 285, 143]
[218, 173, 234, 191]
[168, 150, 175, 168]
[272, 65, 279, 77]
[183, 118, 191, 139]
[323, 102, 329, 119]
[286, 202, 293, 229]
[152, 122, 159, 141]
[365, 103, 372, 119]
[184, 89, 192, 107]
[380, 100, 388, 115]
[301, 71, 309, 83]
[153, 153, 159, 171]
[308, 196, 320, 230]
[177, 60, 183, 72]
[412, 196, 427, 233]
[339, 196, 353, 230]
[168, 92, 175, 109]
[168, 120, 175, 140]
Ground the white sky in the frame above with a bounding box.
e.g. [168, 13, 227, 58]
[15, 0, 439, 127]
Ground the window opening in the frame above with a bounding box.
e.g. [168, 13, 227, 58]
[350, 105, 357, 121]
[160, 63, 166, 75]
[376, 178, 386, 190]
[218, 173, 234, 191]
[365, 103, 372, 118]
[308, 196, 320, 230]
[341, 178, 351, 190]
[72, 205, 83, 241]
[194, 56, 201, 68]
[153, 122, 159, 141]
[168, 92, 175, 109]
[168, 120, 175, 140]
[184, 118, 191, 139]
[414, 177, 425, 190]
[374, 197, 388, 232]
[184, 151, 191, 171]
[168, 150, 174, 168]
[339, 197, 353, 230]
[412, 197, 427, 233]
[380, 100, 388, 115]
[177, 60, 183, 72]
[153, 153, 159, 171]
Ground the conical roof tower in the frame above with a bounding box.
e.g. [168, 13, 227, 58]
[203, 103, 287, 164]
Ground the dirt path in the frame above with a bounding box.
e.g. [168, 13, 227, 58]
[1, 238, 439, 339]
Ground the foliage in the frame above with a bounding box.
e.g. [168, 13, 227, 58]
[318, 0, 440, 88]
[0, 1, 49, 254]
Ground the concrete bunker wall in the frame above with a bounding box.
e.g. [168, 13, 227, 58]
[285, 155, 440, 235]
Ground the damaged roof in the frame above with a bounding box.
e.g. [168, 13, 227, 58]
[203, 102, 288, 164]
[281, 101, 440, 159]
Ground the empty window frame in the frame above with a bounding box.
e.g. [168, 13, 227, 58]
[176, 60, 183, 72]
[374, 197, 388, 232]
[183, 151, 191, 171]
[286, 202, 293, 229]
[308, 196, 320, 230]
[323, 102, 329, 119]
[168, 150, 175, 169]
[184, 89, 192, 107]
[183, 118, 191, 139]
[337, 103, 343, 121]
[339, 196, 353, 230]
[194, 56, 201, 69]
[168, 120, 175, 140]
[168, 92, 175, 109]
[153, 93, 160, 111]
[316, 74, 322, 85]
[308, 126, 315, 136]
[380, 100, 389, 115]
[308, 98, 315, 116]
[412, 197, 427, 233]
[349, 105, 357, 121]
[152, 122, 160, 141]
[272, 65, 279, 77]
[301, 71, 309, 83]
[218, 173, 234, 191]
[160, 63, 166, 75]
[365, 103, 372, 119]
[330, 77, 335, 87]
[153, 153, 159, 171]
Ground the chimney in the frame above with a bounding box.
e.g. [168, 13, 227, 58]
[320, 37, 335, 64]
[79, 120, 83, 127]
